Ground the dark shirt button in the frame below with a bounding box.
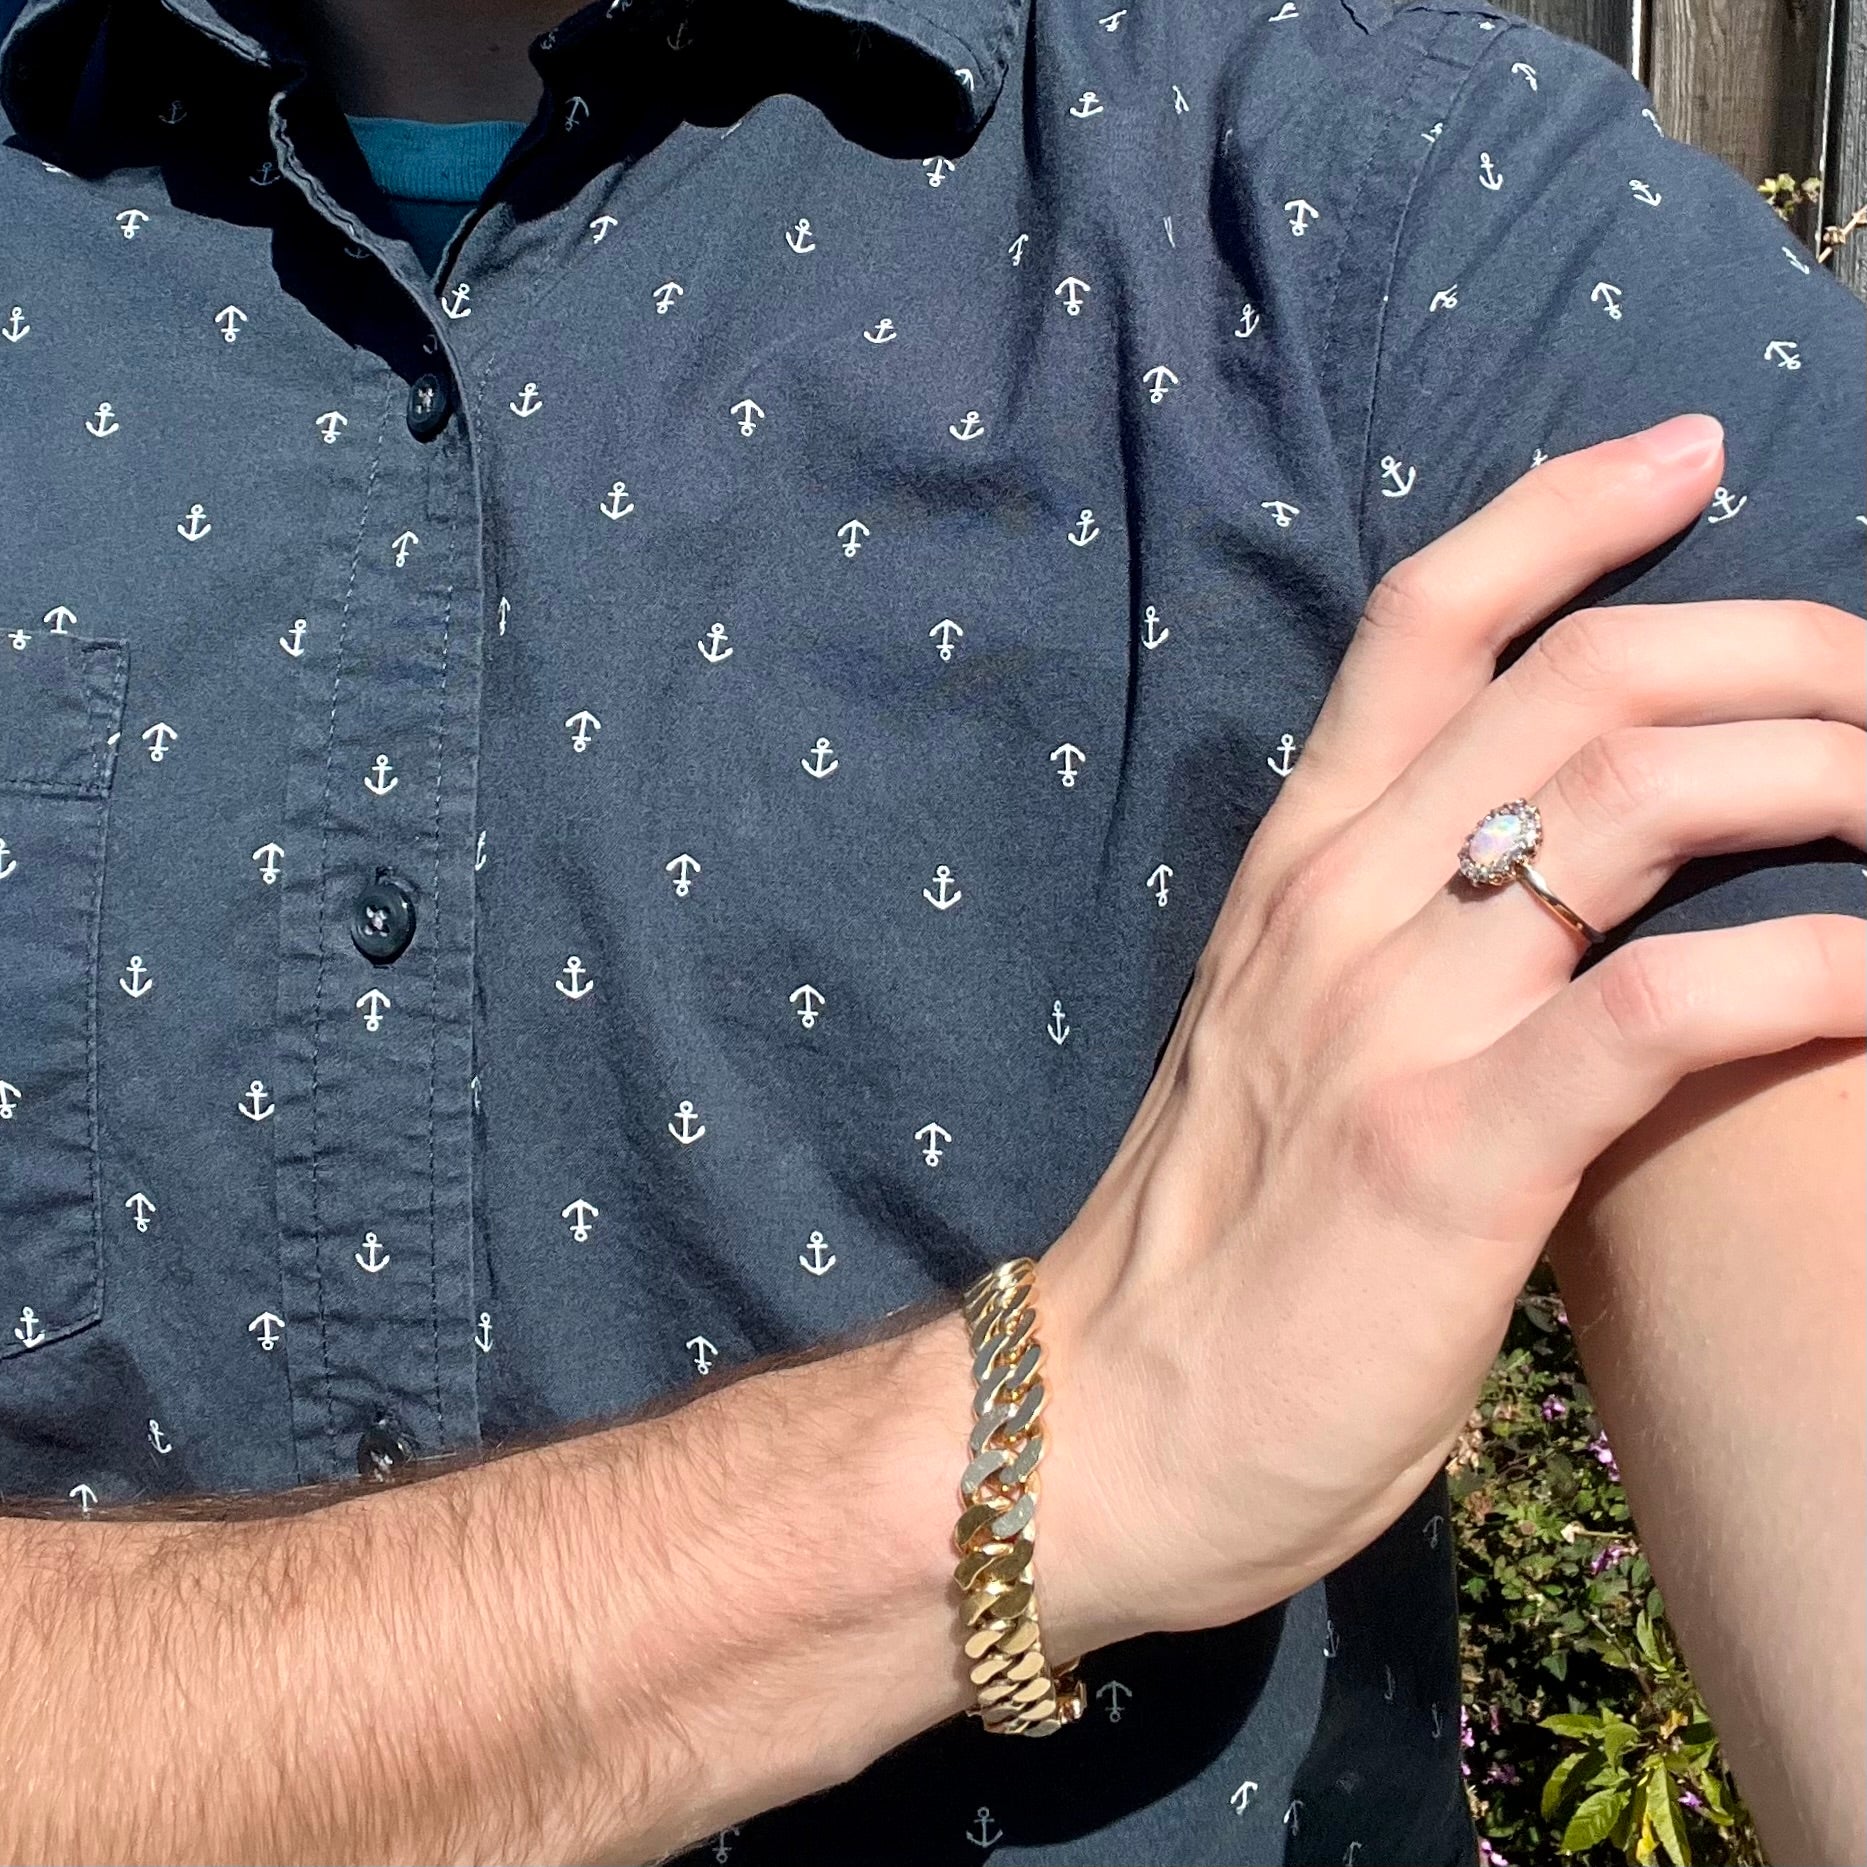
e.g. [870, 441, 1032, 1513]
[356, 1421, 416, 1483]
[350, 871, 417, 964]
[406, 371, 452, 441]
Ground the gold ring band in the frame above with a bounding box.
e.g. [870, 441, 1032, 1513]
[1456, 798, 1607, 947]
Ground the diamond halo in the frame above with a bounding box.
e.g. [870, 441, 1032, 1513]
[1457, 798, 1542, 887]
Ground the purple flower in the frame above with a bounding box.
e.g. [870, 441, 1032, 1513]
[1479, 1839, 1514, 1867]
[1485, 1762, 1521, 1786]
[1461, 1706, 1476, 1748]
[1680, 1788, 1705, 1812]
[1587, 1541, 1632, 1576]
[1540, 1395, 1568, 1420]
[1552, 1300, 1569, 1328]
[1588, 1429, 1621, 1481]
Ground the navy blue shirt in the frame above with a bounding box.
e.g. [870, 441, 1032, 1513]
[2, 0, 1861, 1859]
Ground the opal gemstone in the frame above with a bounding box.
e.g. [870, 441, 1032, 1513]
[1466, 810, 1528, 868]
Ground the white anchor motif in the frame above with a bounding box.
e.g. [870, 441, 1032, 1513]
[125, 1192, 155, 1232]
[1591, 280, 1624, 319]
[1323, 1618, 1340, 1658]
[509, 381, 543, 417]
[1147, 862, 1173, 906]
[116, 207, 148, 238]
[555, 956, 594, 1000]
[1629, 178, 1662, 207]
[315, 410, 347, 444]
[1345, 1844, 1364, 1864]
[1384, 1662, 1396, 1701]
[1048, 999, 1070, 1044]
[440, 281, 472, 318]
[1261, 498, 1300, 526]
[1069, 509, 1100, 546]
[239, 1080, 273, 1122]
[252, 159, 279, 186]
[475, 1312, 493, 1353]
[1285, 198, 1318, 235]
[148, 1419, 172, 1455]
[837, 519, 870, 557]
[922, 156, 956, 187]
[1510, 58, 1537, 87]
[8, 630, 28, 651]
[1764, 338, 1802, 370]
[1782, 243, 1811, 274]
[1421, 120, 1443, 143]
[253, 842, 284, 884]
[475, 830, 486, 872]
[1478, 151, 1503, 190]
[801, 737, 839, 779]
[1378, 454, 1417, 498]
[356, 988, 391, 1032]
[14, 1307, 45, 1348]
[142, 722, 177, 761]
[1050, 742, 1086, 787]
[698, 623, 734, 663]
[1234, 301, 1261, 338]
[929, 617, 963, 660]
[1705, 485, 1747, 524]
[561, 1198, 599, 1242]
[497, 596, 511, 634]
[1642, 106, 1664, 134]
[176, 503, 211, 542]
[968, 1808, 1003, 1849]
[955, 65, 975, 89]
[1430, 1701, 1443, 1740]
[1099, 8, 1126, 29]
[1231, 1780, 1259, 1813]
[392, 529, 420, 566]
[915, 1121, 950, 1167]
[948, 409, 985, 442]
[798, 1230, 837, 1276]
[1142, 604, 1169, 649]
[1172, 83, 1189, 113]
[45, 605, 77, 635]
[1093, 1678, 1132, 1721]
[0, 840, 15, 880]
[652, 280, 684, 314]
[1069, 91, 1104, 118]
[687, 1334, 718, 1374]
[665, 853, 700, 895]
[157, 97, 186, 124]
[118, 955, 153, 998]
[215, 305, 248, 342]
[355, 1231, 390, 1274]
[69, 1483, 97, 1515]
[565, 709, 602, 751]
[1008, 232, 1030, 266]
[1055, 275, 1091, 315]
[790, 983, 824, 1028]
[1429, 283, 1462, 312]
[279, 618, 307, 657]
[1424, 1512, 1445, 1549]
[600, 481, 635, 520]
[590, 213, 619, 242]
[365, 754, 398, 796]
[923, 864, 962, 910]
[1142, 364, 1180, 404]
[1267, 732, 1300, 776]
[2, 305, 28, 342]
[248, 1310, 284, 1349]
[731, 398, 764, 436]
[563, 94, 590, 130]
[668, 1099, 706, 1144]
[785, 218, 817, 254]
[1269, 0, 1298, 16]
[0, 1080, 21, 1119]
[862, 317, 897, 344]
[86, 402, 120, 437]
[1284, 1799, 1303, 1837]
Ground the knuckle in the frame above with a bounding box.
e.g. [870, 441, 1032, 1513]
[1558, 728, 1673, 827]
[1527, 607, 1637, 699]
[1593, 939, 1693, 1047]
[1359, 556, 1439, 641]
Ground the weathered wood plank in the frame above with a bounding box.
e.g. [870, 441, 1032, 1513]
[1829, 0, 1867, 297]
[1504, 0, 1639, 66]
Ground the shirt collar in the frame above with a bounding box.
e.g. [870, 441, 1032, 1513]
[0, 0, 1016, 154]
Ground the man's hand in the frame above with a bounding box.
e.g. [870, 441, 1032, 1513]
[1035, 412, 1865, 1677]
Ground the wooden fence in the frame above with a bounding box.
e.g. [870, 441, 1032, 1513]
[1514, 0, 1866, 299]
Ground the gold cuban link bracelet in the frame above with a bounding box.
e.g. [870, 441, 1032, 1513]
[951, 1256, 1087, 1736]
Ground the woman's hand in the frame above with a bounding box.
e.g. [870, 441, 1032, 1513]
[1034, 411, 1866, 1657]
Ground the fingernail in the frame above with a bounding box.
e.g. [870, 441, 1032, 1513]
[1638, 411, 1723, 467]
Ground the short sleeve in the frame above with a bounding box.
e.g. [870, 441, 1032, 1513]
[1359, 12, 1865, 965]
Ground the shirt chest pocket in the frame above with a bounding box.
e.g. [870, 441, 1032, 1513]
[0, 631, 128, 1362]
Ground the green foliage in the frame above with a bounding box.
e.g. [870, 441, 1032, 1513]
[1454, 1263, 1761, 1866]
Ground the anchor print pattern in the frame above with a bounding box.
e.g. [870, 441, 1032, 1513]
[0, 0, 1861, 1862]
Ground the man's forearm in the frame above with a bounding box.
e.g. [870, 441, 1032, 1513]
[1, 1299, 1059, 1866]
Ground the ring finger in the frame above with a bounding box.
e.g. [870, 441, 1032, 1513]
[1387, 718, 1867, 1043]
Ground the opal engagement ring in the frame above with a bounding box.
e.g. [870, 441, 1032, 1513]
[1456, 799, 1606, 946]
